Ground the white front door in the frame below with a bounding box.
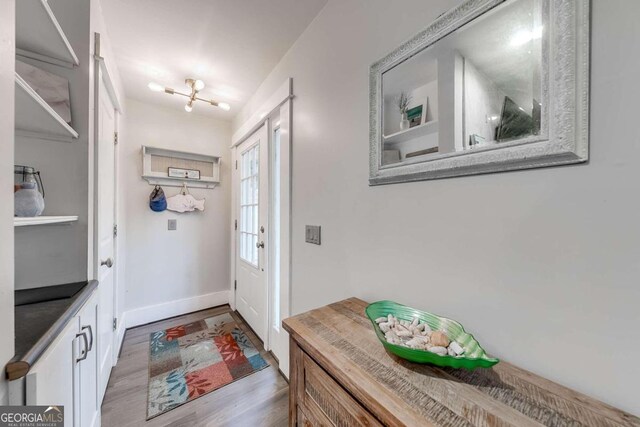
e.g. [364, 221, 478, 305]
[236, 124, 268, 341]
[96, 77, 116, 402]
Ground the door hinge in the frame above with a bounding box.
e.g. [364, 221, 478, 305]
[235, 160, 238, 170]
[114, 131, 119, 145]
[113, 318, 117, 331]
[234, 280, 237, 290]
[113, 224, 118, 237]
[234, 219, 237, 230]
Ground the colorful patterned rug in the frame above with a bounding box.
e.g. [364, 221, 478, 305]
[146, 312, 269, 419]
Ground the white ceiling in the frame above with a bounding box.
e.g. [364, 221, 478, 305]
[101, 0, 327, 120]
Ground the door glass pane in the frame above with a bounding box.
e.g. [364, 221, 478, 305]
[239, 143, 260, 267]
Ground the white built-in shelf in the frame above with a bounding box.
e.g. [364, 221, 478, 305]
[384, 120, 439, 145]
[15, 72, 79, 142]
[14, 216, 78, 227]
[16, 0, 79, 67]
[142, 146, 221, 189]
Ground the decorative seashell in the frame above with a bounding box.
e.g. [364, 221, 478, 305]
[379, 313, 461, 357]
[430, 331, 450, 347]
[449, 341, 464, 355]
[405, 338, 422, 348]
[385, 331, 399, 344]
[428, 346, 448, 356]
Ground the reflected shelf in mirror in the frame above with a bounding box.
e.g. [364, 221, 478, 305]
[383, 120, 439, 145]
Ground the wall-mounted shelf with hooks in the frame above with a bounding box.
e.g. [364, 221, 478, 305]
[16, 0, 79, 68]
[141, 146, 221, 189]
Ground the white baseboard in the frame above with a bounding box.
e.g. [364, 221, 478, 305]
[124, 290, 230, 329]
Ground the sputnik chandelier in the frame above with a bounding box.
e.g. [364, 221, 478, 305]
[148, 79, 230, 113]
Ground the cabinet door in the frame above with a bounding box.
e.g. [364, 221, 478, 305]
[26, 316, 80, 427]
[79, 292, 99, 427]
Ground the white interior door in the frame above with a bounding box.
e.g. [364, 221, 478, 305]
[96, 77, 116, 402]
[236, 124, 269, 342]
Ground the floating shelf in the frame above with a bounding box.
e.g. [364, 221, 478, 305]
[384, 120, 439, 145]
[14, 216, 78, 227]
[15, 72, 79, 142]
[16, 0, 79, 67]
[142, 146, 221, 189]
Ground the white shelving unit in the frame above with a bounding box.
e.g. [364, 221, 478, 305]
[15, 73, 79, 141]
[142, 146, 221, 189]
[383, 120, 439, 145]
[16, 0, 79, 68]
[14, 3, 80, 227]
[14, 216, 78, 227]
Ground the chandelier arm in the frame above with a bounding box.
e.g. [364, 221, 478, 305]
[171, 90, 192, 98]
[195, 96, 216, 104]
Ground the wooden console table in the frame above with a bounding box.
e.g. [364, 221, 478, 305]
[283, 298, 639, 426]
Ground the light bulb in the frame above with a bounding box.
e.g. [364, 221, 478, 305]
[194, 79, 205, 91]
[218, 102, 231, 111]
[148, 82, 164, 92]
[185, 103, 193, 112]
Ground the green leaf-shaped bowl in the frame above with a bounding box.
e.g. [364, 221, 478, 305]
[365, 301, 499, 369]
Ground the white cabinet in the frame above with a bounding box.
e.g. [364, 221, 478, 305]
[25, 291, 99, 427]
[78, 293, 99, 427]
[25, 316, 79, 427]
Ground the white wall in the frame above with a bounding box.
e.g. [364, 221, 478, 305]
[233, 0, 640, 415]
[121, 99, 231, 326]
[0, 0, 15, 405]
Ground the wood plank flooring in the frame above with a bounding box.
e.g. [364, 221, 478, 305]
[101, 305, 289, 427]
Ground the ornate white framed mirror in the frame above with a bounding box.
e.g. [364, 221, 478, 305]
[369, 0, 589, 185]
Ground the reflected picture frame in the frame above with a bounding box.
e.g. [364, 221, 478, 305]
[369, 0, 589, 185]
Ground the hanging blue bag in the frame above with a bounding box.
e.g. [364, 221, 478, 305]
[149, 185, 167, 212]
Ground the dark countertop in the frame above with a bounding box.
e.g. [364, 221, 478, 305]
[7, 280, 98, 381]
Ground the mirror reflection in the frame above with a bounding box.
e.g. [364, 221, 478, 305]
[381, 0, 545, 166]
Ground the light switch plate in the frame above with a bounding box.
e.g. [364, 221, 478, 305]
[305, 225, 321, 245]
[168, 219, 177, 231]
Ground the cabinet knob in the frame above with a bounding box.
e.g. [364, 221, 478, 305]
[101, 258, 114, 268]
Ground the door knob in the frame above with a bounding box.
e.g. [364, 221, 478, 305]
[256, 241, 265, 249]
[101, 258, 114, 268]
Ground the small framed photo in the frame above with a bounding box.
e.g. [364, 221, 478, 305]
[168, 167, 201, 180]
[407, 97, 429, 128]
